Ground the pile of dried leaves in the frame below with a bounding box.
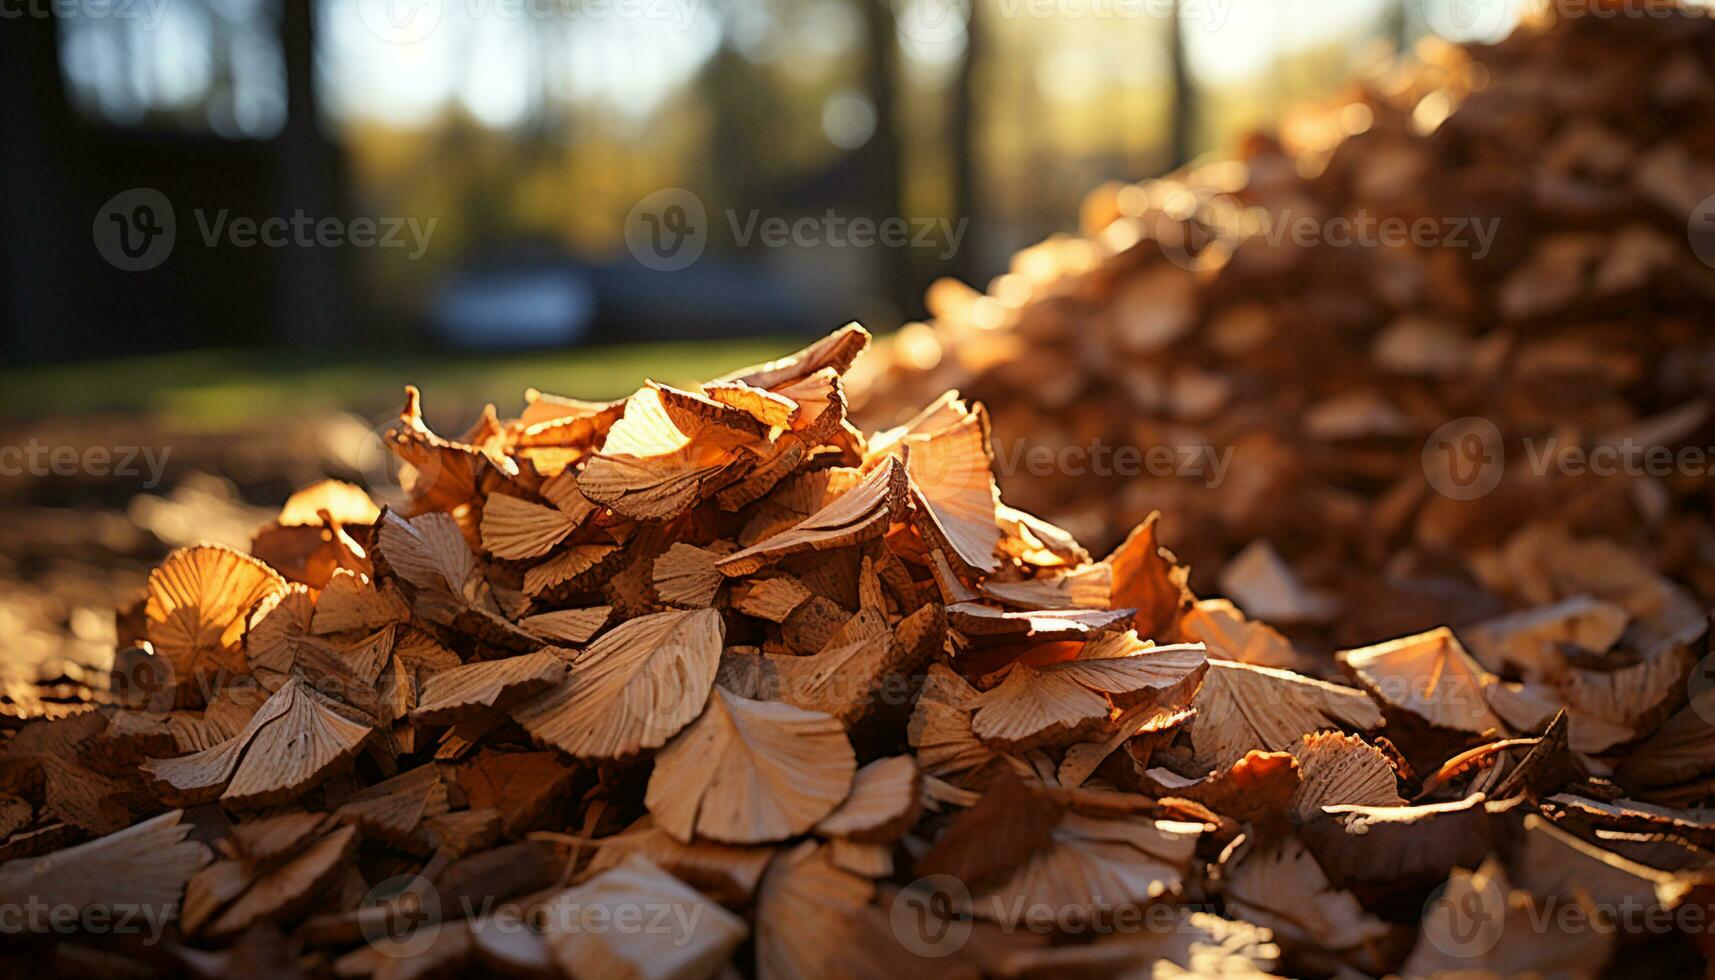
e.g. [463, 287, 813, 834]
[2, 321, 1713, 978]
[852, 6, 1715, 655]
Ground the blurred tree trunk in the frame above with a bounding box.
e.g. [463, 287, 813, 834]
[858, 0, 911, 319]
[0, 14, 73, 360]
[275, 0, 351, 343]
[1387, 0, 1410, 55]
[1167, 0, 1195, 170]
[949, 0, 982, 289]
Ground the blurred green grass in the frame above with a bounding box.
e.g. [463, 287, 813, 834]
[0, 338, 798, 432]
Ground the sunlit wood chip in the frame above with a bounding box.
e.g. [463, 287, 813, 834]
[1339, 626, 1506, 734]
[1404, 856, 1613, 978]
[201, 824, 360, 940]
[907, 663, 995, 782]
[703, 378, 799, 428]
[1102, 512, 1192, 639]
[1288, 731, 1403, 823]
[1189, 660, 1383, 769]
[772, 606, 925, 725]
[578, 385, 764, 522]
[720, 322, 870, 391]
[972, 641, 1207, 751]
[755, 841, 875, 980]
[523, 543, 622, 599]
[1179, 597, 1307, 671]
[900, 407, 1002, 575]
[512, 609, 722, 760]
[480, 492, 586, 560]
[246, 584, 316, 691]
[146, 543, 289, 686]
[946, 603, 1134, 644]
[646, 687, 855, 844]
[520, 606, 612, 645]
[730, 576, 812, 623]
[377, 511, 482, 604]
[310, 569, 411, 635]
[1221, 836, 1390, 969]
[589, 817, 774, 905]
[653, 542, 730, 608]
[717, 456, 906, 577]
[815, 755, 922, 842]
[411, 650, 567, 727]
[980, 563, 1112, 611]
[143, 676, 372, 808]
[0, 810, 210, 925]
[1461, 595, 1631, 680]
[541, 855, 747, 980]
[972, 813, 1202, 927]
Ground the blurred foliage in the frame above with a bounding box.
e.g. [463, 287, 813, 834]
[0, 337, 796, 430]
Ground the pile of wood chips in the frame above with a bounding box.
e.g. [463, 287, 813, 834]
[2, 318, 1713, 978]
[852, 6, 1715, 657]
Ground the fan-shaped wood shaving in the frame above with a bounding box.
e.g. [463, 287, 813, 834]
[511, 609, 721, 760]
[730, 576, 812, 622]
[541, 855, 747, 980]
[146, 544, 289, 684]
[1189, 660, 1384, 768]
[973, 813, 1202, 926]
[972, 641, 1207, 750]
[815, 755, 922, 842]
[907, 663, 995, 781]
[310, 570, 410, 635]
[143, 677, 372, 808]
[652, 542, 729, 608]
[898, 406, 1001, 575]
[755, 841, 875, 980]
[411, 650, 566, 726]
[519, 606, 612, 644]
[1288, 731, 1404, 823]
[646, 687, 855, 844]
[480, 492, 585, 560]
[0, 810, 210, 921]
[717, 456, 906, 576]
[588, 818, 774, 905]
[1339, 627, 1506, 735]
[1221, 836, 1390, 965]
